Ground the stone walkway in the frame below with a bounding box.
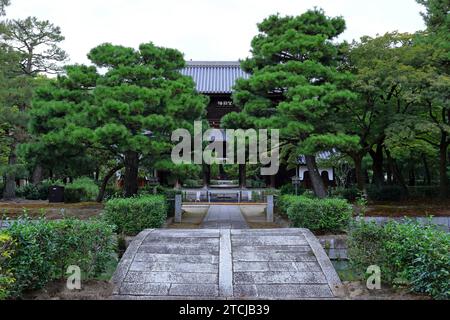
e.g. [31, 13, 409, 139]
[201, 205, 249, 229]
[112, 228, 342, 300]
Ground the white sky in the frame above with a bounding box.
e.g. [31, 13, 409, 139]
[6, 0, 426, 65]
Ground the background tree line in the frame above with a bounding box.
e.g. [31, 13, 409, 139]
[0, 0, 448, 200]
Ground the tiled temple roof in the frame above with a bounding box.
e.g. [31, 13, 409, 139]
[181, 61, 249, 94]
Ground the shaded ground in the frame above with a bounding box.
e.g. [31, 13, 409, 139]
[0, 200, 103, 220]
[364, 199, 450, 217]
[240, 205, 281, 229]
[338, 281, 430, 300]
[23, 280, 114, 300]
[166, 206, 208, 229]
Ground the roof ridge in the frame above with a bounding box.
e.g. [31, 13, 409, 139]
[185, 61, 241, 67]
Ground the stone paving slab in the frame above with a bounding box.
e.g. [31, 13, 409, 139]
[201, 205, 249, 229]
[113, 228, 341, 300]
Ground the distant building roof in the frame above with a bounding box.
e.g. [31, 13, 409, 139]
[298, 151, 334, 165]
[181, 61, 249, 94]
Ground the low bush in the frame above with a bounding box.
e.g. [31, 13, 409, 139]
[182, 179, 203, 188]
[367, 185, 407, 202]
[16, 180, 61, 200]
[64, 177, 99, 203]
[0, 233, 15, 300]
[103, 195, 167, 235]
[348, 219, 450, 300]
[0, 218, 116, 299]
[246, 179, 266, 188]
[277, 195, 300, 216]
[329, 186, 360, 202]
[280, 183, 305, 196]
[278, 196, 353, 233]
[287, 197, 353, 233]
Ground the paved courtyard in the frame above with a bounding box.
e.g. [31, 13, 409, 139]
[112, 228, 342, 300]
[201, 205, 249, 229]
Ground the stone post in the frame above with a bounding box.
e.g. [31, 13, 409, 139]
[175, 194, 182, 223]
[266, 195, 274, 223]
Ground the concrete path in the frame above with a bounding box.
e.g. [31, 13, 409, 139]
[201, 205, 249, 229]
[112, 228, 342, 300]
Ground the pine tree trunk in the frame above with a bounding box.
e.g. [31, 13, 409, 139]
[352, 153, 365, 191]
[124, 151, 139, 197]
[305, 155, 327, 199]
[3, 147, 17, 200]
[386, 150, 408, 192]
[270, 175, 276, 188]
[32, 165, 43, 185]
[239, 164, 246, 188]
[422, 154, 431, 185]
[202, 163, 211, 188]
[408, 164, 416, 186]
[370, 144, 384, 187]
[97, 164, 123, 202]
[439, 134, 449, 198]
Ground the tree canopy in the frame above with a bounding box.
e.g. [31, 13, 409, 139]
[28, 42, 208, 197]
[223, 9, 358, 198]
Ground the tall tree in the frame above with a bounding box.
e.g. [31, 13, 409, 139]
[29, 42, 207, 197]
[0, 43, 30, 199]
[223, 9, 357, 198]
[2, 17, 68, 76]
[344, 32, 431, 190]
[0, 0, 9, 16]
[1, 16, 67, 189]
[416, 0, 450, 31]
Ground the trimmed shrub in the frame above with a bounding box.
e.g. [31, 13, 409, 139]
[64, 177, 99, 203]
[329, 187, 360, 202]
[277, 195, 300, 216]
[1, 218, 116, 299]
[367, 185, 406, 202]
[246, 179, 266, 188]
[280, 183, 305, 196]
[348, 219, 450, 300]
[183, 179, 203, 188]
[284, 196, 353, 233]
[16, 180, 64, 201]
[347, 221, 387, 276]
[103, 195, 167, 235]
[0, 233, 15, 300]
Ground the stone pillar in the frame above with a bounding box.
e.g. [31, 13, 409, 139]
[266, 195, 274, 223]
[175, 194, 182, 223]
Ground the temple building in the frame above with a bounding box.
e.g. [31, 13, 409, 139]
[178, 61, 335, 189]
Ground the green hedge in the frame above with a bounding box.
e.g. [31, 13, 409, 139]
[348, 220, 450, 300]
[103, 195, 168, 235]
[64, 177, 99, 203]
[277, 195, 300, 216]
[0, 233, 15, 300]
[17, 181, 52, 200]
[279, 195, 353, 233]
[0, 218, 116, 299]
[329, 187, 360, 202]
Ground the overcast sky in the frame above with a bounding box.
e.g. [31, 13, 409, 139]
[6, 0, 426, 65]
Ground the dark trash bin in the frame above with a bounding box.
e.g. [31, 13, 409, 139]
[48, 186, 65, 203]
